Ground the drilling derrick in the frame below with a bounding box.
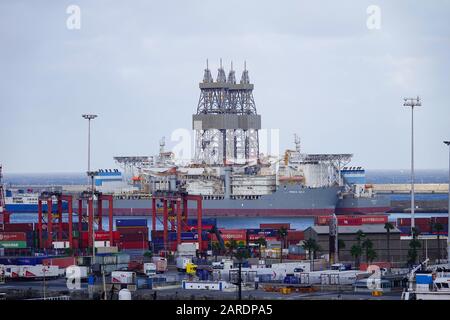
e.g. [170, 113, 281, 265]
[193, 60, 261, 165]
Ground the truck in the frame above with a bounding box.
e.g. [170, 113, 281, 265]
[152, 257, 168, 273]
[3, 265, 20, 279]
[331, 263, 352, 271]
[186, 262, 197, 275]
[20, 265, 60, 279]
[143, 263, 157, 276]
[177, 243, 198, 256]
[212, 259, 233, 270]
[176, 257, 192, 272]
[65, 265, 89, 281]
[271, 262, 310, 275]
[111, 271, 136, 284]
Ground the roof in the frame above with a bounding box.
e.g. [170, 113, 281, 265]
[307, 224, 401, 235]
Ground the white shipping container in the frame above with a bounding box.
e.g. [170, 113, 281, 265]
[95, 241, 111, 248]
[176, 257, 191, 271]
[111, 271, 136, 284]
[3, 265, 20, 278]
[20, 265, 60, 279]
[144, 263, 156, 276]
[52, 241, 70, 249]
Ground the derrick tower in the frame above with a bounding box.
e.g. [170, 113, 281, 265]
[193, 60, 261, 165]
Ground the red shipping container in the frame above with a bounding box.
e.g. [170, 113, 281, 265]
[360, 215, 388, 224]
[95, 232, 116, 241]
[3, 223, 34, 232]
[0, 232, 27, 241]
[43, 257, 76, 268]
[120, 241, 148, 250]
[0, 212, 11, 224]
[120, 233, 149, 241]
[213, 229, 246, 242]
[260, 223, 291, 229]
[338, 217, 362, 226]
[287, 231, 304, 241]
[287, 253, 307, 260]
[117, 227, 149, 234]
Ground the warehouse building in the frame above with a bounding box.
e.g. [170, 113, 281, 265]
[303, 225, 447, 266]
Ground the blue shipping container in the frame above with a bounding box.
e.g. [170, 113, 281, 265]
[416, 274, 433, 284]
[186, 219, 217, 227]
[116, 219, 148, 227]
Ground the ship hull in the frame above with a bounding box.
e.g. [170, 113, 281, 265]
[335, 195, 391, 215]
[6, 186, 391, 218]
[111, 185, 340, 217]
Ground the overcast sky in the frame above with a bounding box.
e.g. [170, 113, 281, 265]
[1, 0, 449, 173]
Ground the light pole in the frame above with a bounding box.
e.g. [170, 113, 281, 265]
[444, 140, 450, 263]
[82, 114, 98, 263]
[138, 231, 145, 256]
[403, 97, 421, 234]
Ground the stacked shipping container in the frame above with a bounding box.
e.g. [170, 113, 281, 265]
[396, 217, 448, 236]
[116, 219, 149, 250]
[315, 215, 388, 226]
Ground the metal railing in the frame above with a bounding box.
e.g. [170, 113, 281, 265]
[27, 295, 71, 301]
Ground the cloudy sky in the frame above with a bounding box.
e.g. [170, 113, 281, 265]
[0, 0, 449, 173]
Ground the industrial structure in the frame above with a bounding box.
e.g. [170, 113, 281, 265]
[193, 60, 261, 165]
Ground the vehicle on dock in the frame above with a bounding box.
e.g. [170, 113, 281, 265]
[111, 271, 136, 285]
[151, 257, 168, 273]
[19, 265, 60, 279]
[402, 260, 450, 300]
[143, 263, 156, 276]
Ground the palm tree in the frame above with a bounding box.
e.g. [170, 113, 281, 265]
[337, 239, 345, 261]
[356, 230, 366, 244]
[254, 237, 267, 260]
[407, 227, 422, 266]
[301, 239, 315, 261]
[226, 239, 238, 258]
[362, 238, 374, 264]
[301, 238, 321, 261]
[367, 248, 377, 263]
[211, 242, 221, 262]
[433, 222, 444, 262]
[234, 247, 250, 262]
[351, 230, 366, 268]
[384, 222, 395, 264]
[278, 227, 288, 263]
[350, 245, 362, 268]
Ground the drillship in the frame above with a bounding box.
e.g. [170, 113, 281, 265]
[4, 62, 390, 217]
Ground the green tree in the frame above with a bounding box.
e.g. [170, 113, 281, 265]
[351, 230, 366, 268]
[226, 239, 238, 258]
[407, 227, 422, 266]
[350, 245, 363, 268]
[234, 247, 250, 262]
[254, 237, 267, 260]
[337, 239, 345, 261]
[433, 222, 444, 262]
[367, 248, 377, 263]
[362, 238, 375, 264]
[384, 222, 395, 264]
[301, 238, 321, 260]
[211, 242, 221, 262]
[278, 227, 289, 263]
